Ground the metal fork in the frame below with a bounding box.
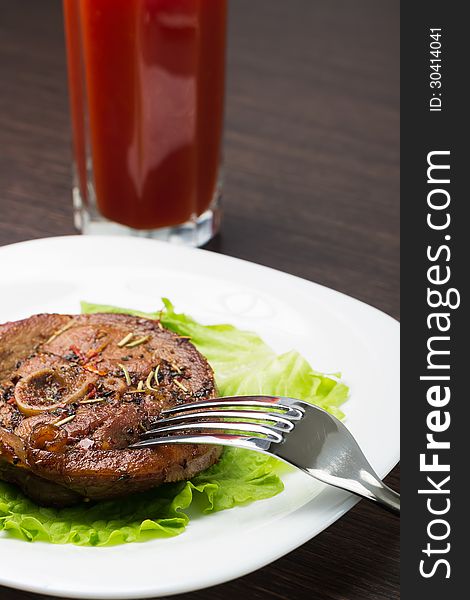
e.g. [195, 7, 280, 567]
[130, 395, 400, 514]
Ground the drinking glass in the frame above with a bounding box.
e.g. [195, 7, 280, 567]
[63, 0, 227, 246]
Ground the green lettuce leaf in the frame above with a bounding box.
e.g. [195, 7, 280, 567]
[0, 299, 348, 546]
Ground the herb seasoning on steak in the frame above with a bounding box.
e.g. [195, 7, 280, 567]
[0, 313, 221, 506]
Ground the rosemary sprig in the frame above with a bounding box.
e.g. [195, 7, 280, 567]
[79, 397, 107, 405]
[145, 369, 159, 392]
[54, 414, 76, 427]
[174, 379, 188, 393]
[117, 332, 134, 347]
[118, 363, 132, 386]
[45, 321, 74, 344]
[125, 335, 150, 348]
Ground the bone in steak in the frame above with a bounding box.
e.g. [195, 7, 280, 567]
[0, 313, 221, 506]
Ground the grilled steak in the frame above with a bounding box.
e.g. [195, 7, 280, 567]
[0, 313, 221, 506]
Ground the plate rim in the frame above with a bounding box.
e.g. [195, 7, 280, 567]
[0, 234, 400, 325]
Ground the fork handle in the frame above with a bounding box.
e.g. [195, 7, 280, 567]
[368, 482, 400, 514]
[351, 468, 400, 514]
[306, 469, 400, 514]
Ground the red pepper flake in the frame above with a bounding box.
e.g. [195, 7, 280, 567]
[86, 385, 97, 399]
[7, 397, 16, 405]
[86, 341, 108, 360]
[69, 345, 86, 362]
[83, 363, 107, 376]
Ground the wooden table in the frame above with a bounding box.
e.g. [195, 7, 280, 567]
[0, 1, 399, 598]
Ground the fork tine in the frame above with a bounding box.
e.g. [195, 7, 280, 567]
[161, 396, 304, 420]
[149, 410, 295, 431]
[130, 432, 273, 452]
[141, 420, 284, 443]
[130, 395, 401, 515]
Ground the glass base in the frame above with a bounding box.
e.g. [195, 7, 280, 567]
[73, 188, 221, 247]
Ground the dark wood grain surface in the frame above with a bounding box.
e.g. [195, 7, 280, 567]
[0, 1, 399, 599]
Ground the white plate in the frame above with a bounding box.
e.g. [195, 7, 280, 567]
[0, 236, 399, 599]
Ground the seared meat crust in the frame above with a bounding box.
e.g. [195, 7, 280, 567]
[0, 313, 221, 506]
